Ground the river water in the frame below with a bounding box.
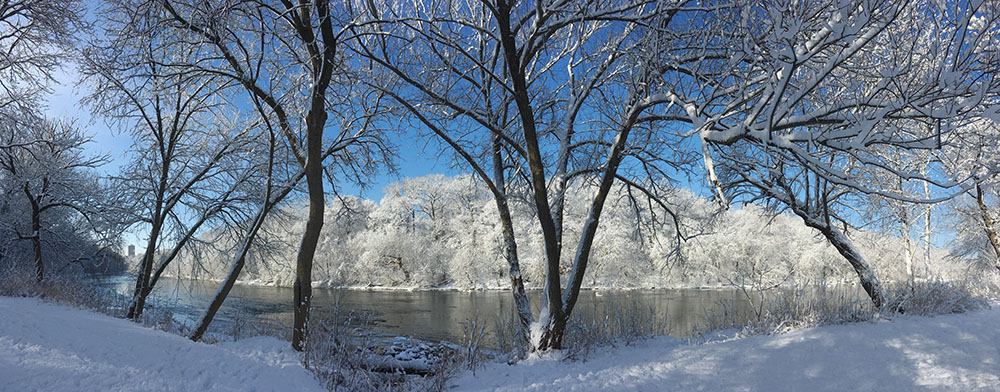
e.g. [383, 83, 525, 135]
[97, 276, 759, 343]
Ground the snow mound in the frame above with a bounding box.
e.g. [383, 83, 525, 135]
[0, 297, 324, 392]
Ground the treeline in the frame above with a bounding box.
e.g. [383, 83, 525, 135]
[169, 174, 965, 290]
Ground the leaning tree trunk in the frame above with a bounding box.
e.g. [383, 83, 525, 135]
[190, 204, 273, 342]
[189, 235, 255, 342]
[975, 183, 1000, 272]
[127, 220, 161, 321]
[814, 221, 886, 309]
[190, 133, 302, 342]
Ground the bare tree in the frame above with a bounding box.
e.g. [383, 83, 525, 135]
[100, 0, 393, 350]
[0, 0, 83, 122]
[80, 7, 260, 320]
[353, 0, 696, 350]
[187, 97, 385, 340]
[664, 0, 1000, 309]
[943, 118, 1000, 272]
[0, 119, 107, 281]
[0, 1, 126, 280]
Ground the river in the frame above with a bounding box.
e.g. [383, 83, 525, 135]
[97, 276, 763, 344]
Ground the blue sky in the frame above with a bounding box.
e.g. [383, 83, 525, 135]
[44, 64, 459, 202]
[43, 62, 463, 250]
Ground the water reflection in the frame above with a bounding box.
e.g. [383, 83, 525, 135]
[97, 276, 767, 343]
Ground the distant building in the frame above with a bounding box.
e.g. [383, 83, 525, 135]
[128, 245, 135, 257]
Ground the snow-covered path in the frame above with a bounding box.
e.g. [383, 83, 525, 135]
[0, 296, 324, 392]
[452, 306, 1000, 391]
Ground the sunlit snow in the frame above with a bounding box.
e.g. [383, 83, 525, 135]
[0, 297, 324, 392]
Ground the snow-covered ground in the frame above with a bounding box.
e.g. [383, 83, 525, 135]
[0, 296, 324, 392]
[5, 295, 1000, 392]
[451, 305, 1000, 391]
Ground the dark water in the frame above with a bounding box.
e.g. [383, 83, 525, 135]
[96, 276, 758, 343]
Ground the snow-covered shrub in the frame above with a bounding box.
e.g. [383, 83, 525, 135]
[304, 298, 458, 392]
[883, 280, 989, 316]
[743, 286, 874, 336]
[458, 315, 490, 373]
[969, 271, 1000, 299]
[689, 282, 875, 339]
[0, 265, 39, 297]
[0, 265, 117, 308]
[305, 304, 398, 391]
[562, 300, 670, 362]
[693, 278, 991, 341]
[484, 300, 671, 363]
[490, 308, 530, 363]
[0, 264, 182, 334]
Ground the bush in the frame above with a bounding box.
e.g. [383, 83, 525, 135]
[695, 279, 991, 341]
[563, 300, 670, 362]
[884, 280, 990, 316]
[303, 297, 459, 392]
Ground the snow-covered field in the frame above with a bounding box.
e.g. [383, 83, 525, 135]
[0, 296, 324, 392]
[451, 305, 1000, 391]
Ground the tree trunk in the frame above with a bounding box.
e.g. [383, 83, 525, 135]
[491, 132, 533, 341]
[147, 213, 212, 293]
[127, 217, 161, 321]
[291, 160, 323, 351]
[190, 203, 272, 342]
[189, 237, 253, 342]
[923, 179, 932, 279]
[494, 0, 565, 351]
[975, 183, 1000, 272]
[291, 107, 327, 352]
[814, 221, 886, 309]
[563, 109, 638, 317]
[286, 0, 338, 353]
[128, 168, 168, 321]
[532, 303, 567, 351]
[25, 185, 42, 282]
[900, 207, 915, 293]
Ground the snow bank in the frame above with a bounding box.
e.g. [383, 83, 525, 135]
[451, 305, 1000, 391]
[0, 296, 324, 392]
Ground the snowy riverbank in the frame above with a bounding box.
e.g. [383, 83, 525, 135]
[450, 304, 1000, 391]
[4, 295, 999, 392]
[0, 296, 324, 392]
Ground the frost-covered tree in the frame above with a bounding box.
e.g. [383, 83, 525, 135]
[665, 0, 1000, 309]
[163, 171, 973, 298]
[0, 0, 83, 123]
[0, 1, 127, 281]
[0, 119, 108, 281]
[943, 118, 1000, 272]
[354, 0, 697, 351]
[80, 13, 267, 321]
[97, 0, 392, 350]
